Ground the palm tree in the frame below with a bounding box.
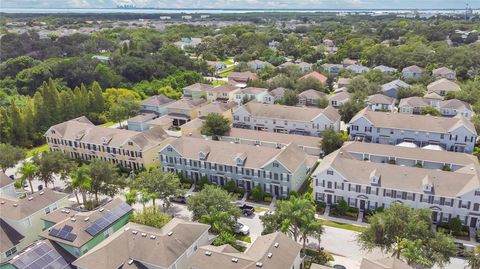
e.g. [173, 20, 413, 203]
[124, 189, 138, 206]
[466, 246, 480, 269]
[299, 219, 323, 254]
[200, 209, 234, 234]
[70, 165, 92, 205]
[19, 161, 38, 193]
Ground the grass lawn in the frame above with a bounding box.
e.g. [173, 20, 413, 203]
[212, 80, 227, 86]
[100, 121, 115, 127]
[219, 65, 235, 78]
[222, 59, 234, 65]
[235, 235, 252, 243]
[254, 207, 268, 212]
[319, 218, 367, 233]
[26, 144, 49, 157]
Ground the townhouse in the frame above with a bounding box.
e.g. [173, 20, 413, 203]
[321, 63, 343, 77]
[73, 219, 210, 269]
[313, 142, 480, 228]
[399, 97, 473, 119]
[158, 137, 310, 197]
[40, 198, 132, 258]
[402, 65, 424, 80]
[196, 101, 237, 121]
[233, 87, 274, 104]
[7, 239, 76, 269]
[346, 64, 369, 74]
[366, 94, 396, 112]
[0, 172, 15, 197]
[329, 90, 351, 108]
[45, 116, 170, 170]
[248, 60, 273, 72]
[232, 102, 341, 136]
[127, 112, 158, 132]
[188, 232, 303, 269]
[183, 83, 214, 100]
[432, 67, 456, 81]
[349, 108, 477, 153]
[300, 71, 328, 85]
[269, 87, 292, 102]
[139, 94, 175, 115]
[166, 98, 207, 126]
[426, 78, 461, 98]
[206, 84, 239, 102]
[218, 127, 323, 156]
[298, 89, 328, 107]
[381, 79, 410, 99]
[373, 65, 397, 74]
[0, 188, 70, 264]
[337, 77, 351, 88]
[228, 71, 258, 87]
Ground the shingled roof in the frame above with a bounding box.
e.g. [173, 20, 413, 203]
[240, 102, 340, 123]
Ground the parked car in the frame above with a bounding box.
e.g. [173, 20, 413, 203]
[333, 265, 347, 269]
[170, 194, 190, 204]
[238, 203, 255, 216]
[454, 242, 465, 257]
[233, 222, 250, 235]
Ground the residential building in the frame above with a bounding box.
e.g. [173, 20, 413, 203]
[158, 137, 309, 196]
[0, 188, 70, 264]
[297, 62, 313, 72]
[342, 58, 358, 67]
[373, 65, 397, 74]
[40, 198, 133, 258]
[402, 65, 424, 80]
[346, 64, 369, 74]
[7, 240, 76, 269]
[329, 91, 351, 108]
[337, 77, 351, 88]
[248, 60, 272, 72]
[269, 87, 292, 102]
[219, 127, 322, 156]
[147, 115, 173, 130]
[349, 108, 477, 153]
[366, 94, 396, 112]
[72, 219, 210, 269]
[233, 87, 274, 104]
[207, 61, 227, 73]
[399, 97, 473, 119]
[188, 232, 303, 269]
[381, 79, 410, 99]
[45, 116, 170, 170]
[206, 84, 239, 102]
[180, 118, 204, 138]
[197, 101, 237, 121]
[166, 98, 207, 126]
[313, 142, 480, 228]
[183, 83, 214, 100]
[432, 67, 456, 81]
[174, 37, 201, 49]
[140, 94, 175, 115]
[300, 71, 328, 85]
[323, 39, 338, 53]
[232, 102, 340, 136]
[228, 72, 258, 87]
[360, 257, 412, 269]
[321, 64, 343, 76]
[127, 112, 158, 132]
[0, 172, 15, 197]
[426, 78, 461, 98]
[298, 89, 328, 107]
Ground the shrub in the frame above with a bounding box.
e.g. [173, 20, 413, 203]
[416, 162, 423, 168]
[131, 207, 171, 229]
[388, 159, 396, 165]
[336, 200, 349, 216]
[448, 217, 463, 236]
[224, 180, 237, 193]
[251, 185, 265, 202]
[442, 165, 452, 171]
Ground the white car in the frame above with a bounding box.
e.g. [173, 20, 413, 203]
[233, 222, 250, 235]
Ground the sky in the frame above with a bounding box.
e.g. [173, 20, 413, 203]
[0, 0, 474, 9]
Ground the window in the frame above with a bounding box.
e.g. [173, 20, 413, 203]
[272, 162, 279, 168]
[45, 207, 51, 214]
[364, 127, 372, 132]
[167, 147, 173, 152]
[128, 141, 133, 146]
[351, 125, 359, 131]
[326, 170, 334, 175]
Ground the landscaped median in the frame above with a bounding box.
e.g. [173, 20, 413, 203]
[317, 218, 367, 233]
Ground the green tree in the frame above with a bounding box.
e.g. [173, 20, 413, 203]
[283, 90, 299, 106]
[465, 246, 480, 269]
[251, 185, 265, 202]
[200, 113, 231, 140]
[316, 97, 329, 109]
[0, 143, 26, 172]
[448, 216, 463, 236]
[69, 165, 92, 205]
[321, 129, 344, 155]
[187, 185, 241, 222]
[335, 199, 349, 215]
[212, 232, 241, 251]
[421, 106, 441, 116]
[297, 77, 325, 93]
[396, 85, 425, 100]
[124, 189, 138, 206]
[201, 208, 235, 234]
[131, 206, 171, 229]
[33, 151, 74, 187]
[89, 81, 104, 114]
[338, 93, 366, 122]
[358, 204, 457, 268]
[19, 161, 38, 193]
[89, 160, 125, 205]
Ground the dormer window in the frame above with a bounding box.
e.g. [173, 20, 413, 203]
[167, 147, 173, 152]
[370, 169, 380, 186]
[234, 152, 247, 166]
[422, 176, 433, 193]
[128, 142, 133, 146]
[51, 130, 56, 134]
[272, 162, 279, 168]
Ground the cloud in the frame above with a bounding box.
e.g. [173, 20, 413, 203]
[0, 0, 467, 9]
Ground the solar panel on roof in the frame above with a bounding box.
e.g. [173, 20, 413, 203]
[84, 202, 132, 236]
[65, 233, 77, 242]
[61, 225, 73, 233]
[12, 242, 70, 269]
[58, 230, 69, 239]
[49, 228, 61, 237]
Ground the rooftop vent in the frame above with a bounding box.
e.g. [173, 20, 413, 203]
[232, 258, 239, 263]
[256, 262, 263, 267]
[99, 208, 104, 212]
[71, 218, 76, 222]
[150, 235, 156, 239]
[84, 217, 90, 222]
[65, 210, 70, 214]
[0, 201, 4, 205]
[39, 191, 44, 195]
[274, 242, 279, 248]
[267, 253, 273, 258]
[128, 259, 134, 265]
[167, 231, 173, 236]
[13, 203, 18, 207]
[28, 197, 33, 201]
[132, 231, 138, 235]
[141, 233, 147, 237]
[205, 251, 212, 256]
[61, 209, 66, 213]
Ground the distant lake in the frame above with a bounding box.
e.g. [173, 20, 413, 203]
[0, 8, 473, 14]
